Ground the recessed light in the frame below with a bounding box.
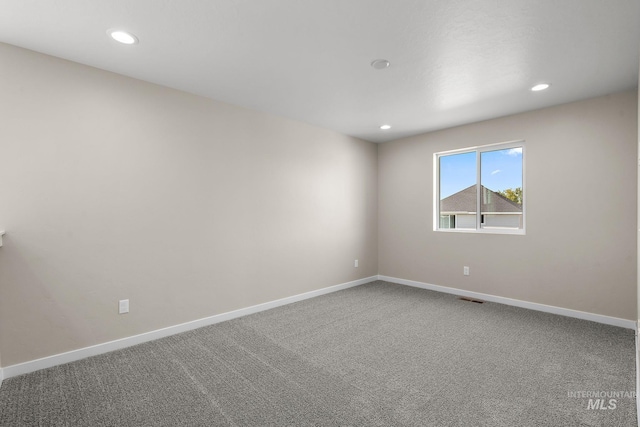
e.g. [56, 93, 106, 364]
[380, 124, 391, 130]
[108, 29, 139, 45]
[531, 83, 550, 92]
[371, 59, 390, 70]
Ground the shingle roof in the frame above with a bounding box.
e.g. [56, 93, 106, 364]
[440, 185, 522, 213]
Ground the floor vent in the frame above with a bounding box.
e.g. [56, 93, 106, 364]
[459, 297, 484, 304]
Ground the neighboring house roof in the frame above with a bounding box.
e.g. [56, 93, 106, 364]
[440, 185, 522, 213]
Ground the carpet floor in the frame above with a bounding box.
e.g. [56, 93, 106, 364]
[0, 281, 636, 426]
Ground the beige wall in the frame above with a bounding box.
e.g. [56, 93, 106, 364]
[0, 43, 378, 367]
[0, 40, 636, 369]
[379, 91, 638, 320]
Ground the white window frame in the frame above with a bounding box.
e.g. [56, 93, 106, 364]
[433, 140, 526, 235]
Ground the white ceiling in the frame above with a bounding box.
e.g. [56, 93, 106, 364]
[1, 0, 638, 143]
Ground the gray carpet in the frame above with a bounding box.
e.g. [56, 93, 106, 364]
[0, 281, 636, 426]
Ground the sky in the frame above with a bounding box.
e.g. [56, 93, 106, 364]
[439, 147, 522, 199]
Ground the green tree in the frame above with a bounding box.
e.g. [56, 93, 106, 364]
[498, 187, 523, 204]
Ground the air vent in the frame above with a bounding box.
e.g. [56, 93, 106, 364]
[459, 297, 484, 304]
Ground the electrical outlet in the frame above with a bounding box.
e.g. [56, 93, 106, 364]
[119, 299, 129, 314]
[463, 266, 470, 276]
[354, 259, 359, 268]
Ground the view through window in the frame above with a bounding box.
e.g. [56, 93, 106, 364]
[436, 142, 524, 233]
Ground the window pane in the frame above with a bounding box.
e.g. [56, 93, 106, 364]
[439, 151, 476, 230]
[439, 215, 456, 229]
[480, 147, 523, 230]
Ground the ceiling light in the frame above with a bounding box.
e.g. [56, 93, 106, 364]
[371, 59, 390, 70]
[531, 83, 550, 92]
[380, 124, 391, 130]
[108, 29, 138, 45]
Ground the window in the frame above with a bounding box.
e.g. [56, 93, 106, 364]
[434, 141, 524, 234]
[439, 214, 456, 229]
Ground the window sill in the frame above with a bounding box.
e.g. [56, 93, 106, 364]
[435, 228, 525, 236]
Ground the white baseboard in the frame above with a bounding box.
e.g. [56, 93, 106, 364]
[635, 328, 639, 427]
[2, 274, 635, 383]
[379, 275, 637, 331]
[1, 275, 378, 380]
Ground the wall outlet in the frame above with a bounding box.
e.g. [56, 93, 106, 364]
[463, 266, 470, 276]
[354, 259, 359, 268]
[119, 299, 129, 314]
